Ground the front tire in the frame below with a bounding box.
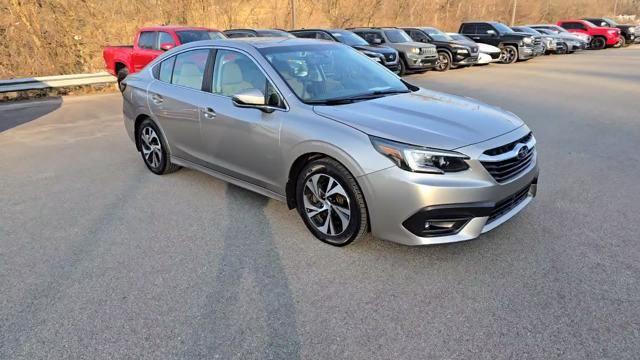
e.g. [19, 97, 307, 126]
[138, 119, 181, 175]
[398, 57, 408, 76]
[500, 45, 518, 64]
[296, 158, 368, 246]
[590, 36, 606, 50]
[116, 68, 129, 93]
[435, 51, 452, 72]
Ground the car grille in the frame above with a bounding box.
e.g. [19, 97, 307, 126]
[533, 38, 542, 46]
[487, 184, 531, 224]
[483, 132, 532, 156]
[384, 53, 396, 62]
[481, 146, 535, 183]
[420, 47, 437, 56]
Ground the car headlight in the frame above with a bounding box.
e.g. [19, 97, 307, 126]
[523, 37, 533, 44]
[370, 136, 469, 174]
[410, 47, 420, 54]
[629, 27, 635, 34]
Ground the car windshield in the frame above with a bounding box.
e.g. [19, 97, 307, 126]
[260, 44, 411, 104]
[176, 30, 225, 43]
[603, 18, 617, 25]
[258, 30, 295, 38]
[384, 29, 413, 43]
[331, 31, 369, 46]
[423, 28, 453, 41]
[513, 27, 540, 35]
[493, 23, 514, 33]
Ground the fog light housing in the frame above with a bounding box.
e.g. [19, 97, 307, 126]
[403, 204, 494, 238]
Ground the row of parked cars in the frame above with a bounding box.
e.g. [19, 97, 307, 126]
[105, 17, 637, 88]
[105, 17, 634, 246]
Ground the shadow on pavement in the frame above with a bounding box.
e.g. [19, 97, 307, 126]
[185, 184, 301, 359]
[0, 97, 63, 132]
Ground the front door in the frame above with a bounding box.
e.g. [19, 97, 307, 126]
[198, 49, 285, 193]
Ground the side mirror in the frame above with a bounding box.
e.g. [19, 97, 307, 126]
[600, 22, 608, 27]
[372, 38, 383, 45]
[232, 89, 275, 112]
[487, 30, 497, 36]
[160, 42, 175, 51]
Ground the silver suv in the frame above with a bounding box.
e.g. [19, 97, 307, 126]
[122, 38, 538, 246]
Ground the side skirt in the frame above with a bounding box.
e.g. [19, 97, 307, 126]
[170, 156, 287, 203]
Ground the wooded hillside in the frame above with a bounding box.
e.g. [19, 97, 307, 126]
[1, 0, 638, 78]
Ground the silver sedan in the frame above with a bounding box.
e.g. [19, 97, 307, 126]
[122, 38, 538, 246]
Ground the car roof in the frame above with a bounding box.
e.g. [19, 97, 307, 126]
[140, 25, 219, 32]
[173, 37, 340, 50]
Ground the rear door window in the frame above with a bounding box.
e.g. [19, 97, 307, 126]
[460, 23, 477, 34]
[138, 31, 157, 49]
[171, 49, 210, 90]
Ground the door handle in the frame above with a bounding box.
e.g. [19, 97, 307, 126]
[201, 107, 216, 119]
[151, 94, 164, 104]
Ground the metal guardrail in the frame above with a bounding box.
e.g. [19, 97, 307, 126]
[0, 72, 116, 93]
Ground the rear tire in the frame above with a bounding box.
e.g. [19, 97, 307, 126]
[614, 37, 626, 48]
[500, 45, 518, 64]
[295, 158, 368, 246]
[398, 57, 408, 76]
[138, 118, 181, 175]
[117, 68, 129, 93]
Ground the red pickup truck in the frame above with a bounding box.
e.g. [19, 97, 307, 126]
[103, 26, 225, 91]
[556, 20, 621, 50]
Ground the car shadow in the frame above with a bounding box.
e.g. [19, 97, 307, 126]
[0, 97, 63, 132]
[184, 183, 301, 359]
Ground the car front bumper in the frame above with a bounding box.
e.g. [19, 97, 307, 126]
[359, 127, 538, 246]
[518, 46, 535, 60]
[406, 54, 438, 70]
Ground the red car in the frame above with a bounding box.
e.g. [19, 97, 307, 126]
[103, 26, 225, 91]
[556, 20, 621, 50]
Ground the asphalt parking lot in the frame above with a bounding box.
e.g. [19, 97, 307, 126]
[1, 47, 639, 359]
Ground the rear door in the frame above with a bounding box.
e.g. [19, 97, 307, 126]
[133, 31, 162, 72]
[147, 48, 213, 164]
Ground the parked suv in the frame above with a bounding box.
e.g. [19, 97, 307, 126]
[223, 29, 295, 38]
[402, 27, 479, 71]
[583, 17, 636, 47]
[290, 29, 400, 72]
[122, 38, 538, 246]
[556, 20, 621, 49]
[349, 27, 438, 75]
[459, 21, 537, 64]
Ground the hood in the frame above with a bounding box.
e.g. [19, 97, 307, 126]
[353, 44, 396, 54]
[394, 41, 435, 49]
[312, 89, 524, 150]
[477, 43, 501, 53]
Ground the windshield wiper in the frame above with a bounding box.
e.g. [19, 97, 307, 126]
[308, 89, 411, 105]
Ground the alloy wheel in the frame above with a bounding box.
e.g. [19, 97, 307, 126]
[140, 126, 162, 169]
[591, 37, 606, 49]
[501, 47, 517, 63]
[437, 53, 450, 71]
[302, 173, 351, 236]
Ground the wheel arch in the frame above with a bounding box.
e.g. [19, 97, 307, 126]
[133, 114, 173, 157]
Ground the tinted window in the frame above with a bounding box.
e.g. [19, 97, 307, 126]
[460, 24, 476, 34]
[176, 30, 224, 43]
[292, 31, 318, 39]
[330, 31, 368, 46]
[225, 31, 255, 38]
[212, 50, 269, 98]
[422, 28, 453, 41]
[493, 23, 514, 33]
[407, 29, 428, 42]
[476, 23, 495, 34]
[315, 32, 333, 41]
[158, 56, 175, 82]
[562, 22, 585, 30]
[157, 32, 174, 48]
[171, 49, 210, 90]
[384, 29, 412, 43]
[138, 31, 156, 49]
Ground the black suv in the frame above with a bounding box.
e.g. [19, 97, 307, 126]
[223, 29, 295, 38]
[459, 21, 537, 64]
[348, 27, 438, 75]
[583, 18, 637, 46]
[402, 27, 479, 71]
[290, 29, 400, 73]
